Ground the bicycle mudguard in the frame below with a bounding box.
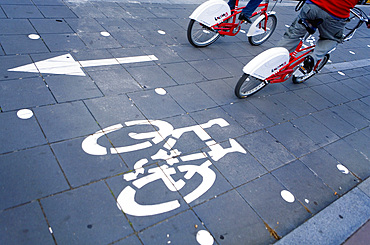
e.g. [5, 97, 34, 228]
[189, 0, 231, 27]
[247, 11, 276, 37]
[243, 47, 289, 80]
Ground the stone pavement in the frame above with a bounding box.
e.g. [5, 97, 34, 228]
[0, 0, 369, 244]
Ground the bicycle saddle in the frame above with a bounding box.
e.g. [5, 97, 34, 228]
[298, 18, 323, 34]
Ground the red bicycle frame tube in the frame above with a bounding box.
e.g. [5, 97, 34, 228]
[266, 40, 316, 84]
[211, 1, 269, 36]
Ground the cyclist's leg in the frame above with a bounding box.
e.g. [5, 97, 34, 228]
[313, 6, 347, 63]
[228, 0, 236, 10]
[241, 0, 264, 17]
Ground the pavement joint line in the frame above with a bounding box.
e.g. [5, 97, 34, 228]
[324, 59, 370, 72]
[275, 177, 370, 245]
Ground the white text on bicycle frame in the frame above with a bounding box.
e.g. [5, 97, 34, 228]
[82, 118, 247, 216]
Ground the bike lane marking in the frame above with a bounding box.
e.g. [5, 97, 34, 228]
[7, 54, 158, 76]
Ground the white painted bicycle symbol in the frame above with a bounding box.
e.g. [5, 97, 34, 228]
[82, 118, 246, 216]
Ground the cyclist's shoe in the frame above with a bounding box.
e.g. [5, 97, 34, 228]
[293, 55, 315, 82]
[239, 13, 252, 23]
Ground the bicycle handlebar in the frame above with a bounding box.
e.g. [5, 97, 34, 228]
[342, 7, 370, 41]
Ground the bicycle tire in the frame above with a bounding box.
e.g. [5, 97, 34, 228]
[235, 73, 268, 99]
[292, 54, 330, 84]
[248, 14, 277, 46]
[187, 19, 220, 47]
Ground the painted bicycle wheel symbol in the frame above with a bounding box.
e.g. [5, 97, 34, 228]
[82, 118, 246, 216]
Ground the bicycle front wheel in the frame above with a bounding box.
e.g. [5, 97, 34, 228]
[187, 19, 220, 47]
[292, 54, 330, 84]
[248, 14, 277, 46]
[235, 73, 268, 99]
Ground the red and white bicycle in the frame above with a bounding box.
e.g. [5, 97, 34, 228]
[187, 0, 278, 47]
[235, 7, 370, 98]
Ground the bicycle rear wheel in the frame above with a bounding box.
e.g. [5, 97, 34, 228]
[248, 14, 277, 46]
[235, 73, 268, 98]
[292, 54, 330, 84]
[187, 19, 220, 47]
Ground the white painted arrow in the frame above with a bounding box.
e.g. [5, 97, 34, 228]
[8, 54, 158, 76]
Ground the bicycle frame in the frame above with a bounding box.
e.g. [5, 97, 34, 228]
[213, 0, 270, 36]
[265, 34, 317, 84]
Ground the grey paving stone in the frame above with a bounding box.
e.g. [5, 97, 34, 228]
[268, 122, 319, 158]
[84, 95, 145, 128]
[312, 109, 357, 138]
[65, 18, 105, 33]
[0, 146, 69, 210]
[152, 114, 207, 154]
[190, 107, 246, 141]
[94, 18, 134, 32]
[126, 65, 176, 89]
[106, 167, 188, 231]
[110, 30, 152, 48]
[238, 174, 312, 238]
[71, 49, 115, 70]
[311, 84, 350, 105]
[196, 79, 237, 106]
[325, 140, 370, 180]
[212, 42, 253, 58]
[77, 32, 122, 49]
[149, 18, 183, 31]
[124, 18, 159, 31]
[208, 140, 267, 187]
[214, 57, 245, 77]
[0, 0, 32, 4]
[0, 9, 5, 18]
[51, 137, 129, 187]
[41, 182, 131, 245]
[0, 77, 55, 111]
[341, 77, 370, 97]
[0, 111, 46, 154]
[273, 91, 317, 117]
[0, 19, 35, 34]
[113, 234, 142, 245]
[139, 29, 177, 46]
[343, 131, 370, 160]
[249, 95, 297, 123]
[0, 202, 54, 244]
[139, 210, 205, 244]
[30, 19, 74, 34]
[141, 46, 184, 64]
[300, 149, 359, 196]
[273, 160, 337, 214]
[189, 59, 232, 80]
[237, 130, 295, 171]
[34, 101, 100, 143]
[38, 5, 77, 18]
[43, 74, 103, 103]
[2, 4, 43, 18]
[276, 188, 370, 245]
[176, 158, 233, 207]
[291, 115, 339, 148]
[41, 33, 87, 52]
[67, 3, 106, 18]
[193, 190, 275, 244]
[330, 104, 369, 130]
[119, 6, 157, 19]
[166, 84, 217, 112]
[32, 0, 65, 5]
[171, 45, 209, 62]
[90, 2, 127, 18]
[293, 87, 333, 110]
[222, 100, 274, 133]
[359, 178, 370, 197]
[347, 100, 370, 120]
[0, 35, 49, 55]
[161, 62, 205, 84]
